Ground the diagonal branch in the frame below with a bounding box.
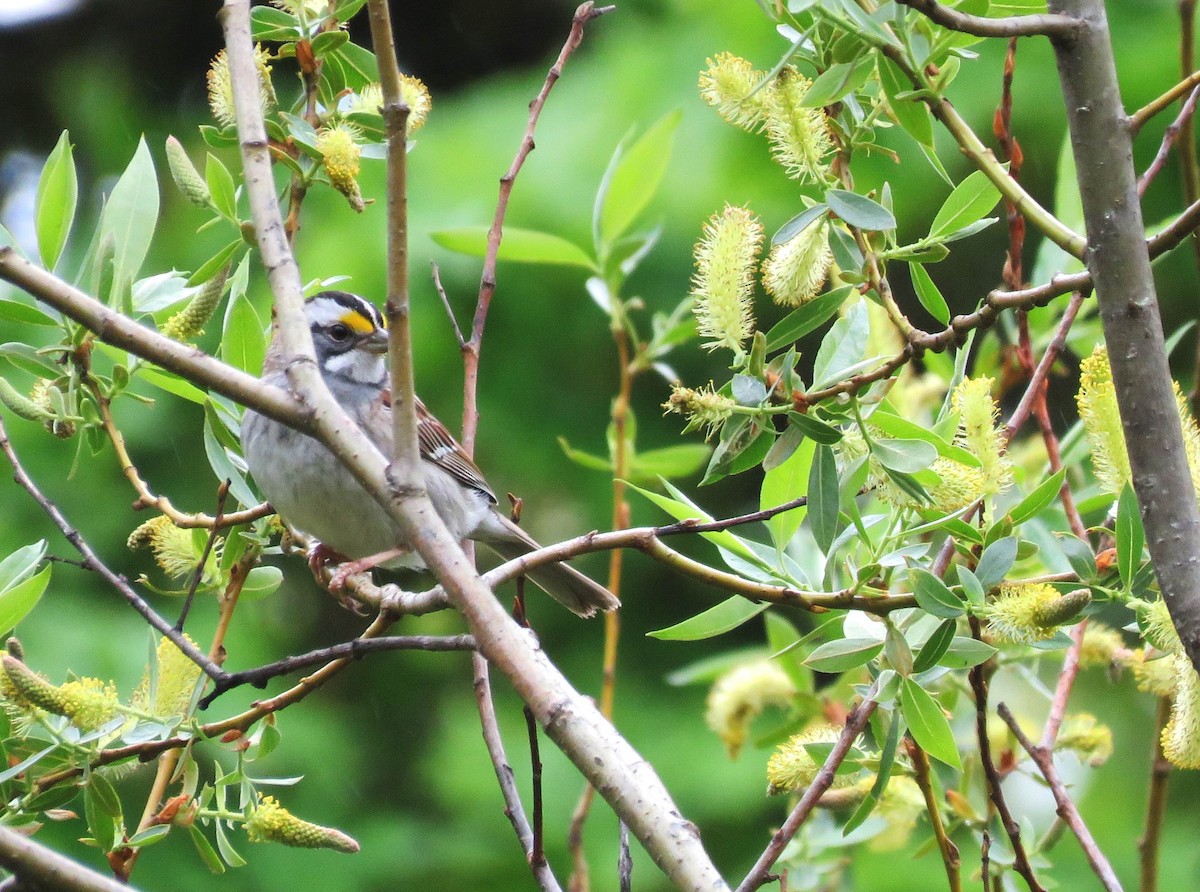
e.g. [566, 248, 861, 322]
[896, 0, 1081, 39]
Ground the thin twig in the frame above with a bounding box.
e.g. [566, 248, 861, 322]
[968, 617, 1045, 892]
[175, 480, 230, 631]
[461, 1, 615, 455]
[907, 736, 961, 892]
[1137, 84, 1200, 197]
[998, 702, 1124, 892]
[735, 685, 879, 892]
[1137, 697, 1172, 892]
[0, 413, 222, 681]
[431, 261, 466, 348]
[1129, 68, 1200, 135]
[618, 820, 632, 892]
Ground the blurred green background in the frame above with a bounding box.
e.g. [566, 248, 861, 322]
[1, 0, 1199, 888]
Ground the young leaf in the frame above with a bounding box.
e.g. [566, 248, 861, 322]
[808, 444, 840, 553]
[761, 437, 814, 550]
[913, 619, 957, 673]
[871, 438, 938, 474]
[877, 57, 933, 147]
[764, 284, 854, 351]
[221, 291, 266, 375]
[205, 153, 238, 222]
[812, 300, 868, 389]
[974, 536, 1017, 591]
[1006, 469, 1067, 527]
[908, 263, 950, 325]
[1057, 533, 1098, 583]
[910, 569, 965, 619]
[804, 638, 884, 672]
[900, 677, 961, 768]
[99, 136, 160, 305]
[431, 227, 597, 271]
[0, 565, 50, 634]
[772, 204, 828, 246]
[928, 170, 1002, 239]
[646, 597, 770, 641]
[1116, 483, 1144, 590]
[939, 637, 997, 669]
[844, 707, 900, 834]
[595, 110, 682, 250]
[35, 131, 78, 271]
[824, 189, 896, 231]
[630, 444, 711, 482]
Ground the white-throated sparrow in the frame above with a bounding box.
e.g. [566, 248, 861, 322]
[241, 291, 619, 617]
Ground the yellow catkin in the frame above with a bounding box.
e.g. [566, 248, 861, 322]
[704, 660, 796, 758]
[691, 205, 763, 358]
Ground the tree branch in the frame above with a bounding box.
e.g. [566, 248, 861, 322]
[0, 825, 132, 892]
[897, 0, 1081, 39]
[1049, 0, 1200, 675]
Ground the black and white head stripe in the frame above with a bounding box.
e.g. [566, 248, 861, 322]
[305, 291, 386, 335]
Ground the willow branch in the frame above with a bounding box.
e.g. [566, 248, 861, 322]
[998, 703, 1123, 892]
[0, 825, 132, 892]
[897, 0, 1080, 38]
[907, 737, 961, 892]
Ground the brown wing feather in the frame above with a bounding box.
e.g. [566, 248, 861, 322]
[414, 398, 497, 505]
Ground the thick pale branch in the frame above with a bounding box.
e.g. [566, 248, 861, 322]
[0, 825, 132, 892]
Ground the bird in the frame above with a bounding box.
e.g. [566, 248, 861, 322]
[240, 290, 619, 617]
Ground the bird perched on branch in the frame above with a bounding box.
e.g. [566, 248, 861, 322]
[241, 290, 619, 617]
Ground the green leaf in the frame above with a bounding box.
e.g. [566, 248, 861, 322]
[900, 677, 961, 768]
[221, 291, 266, 376]
[630, 444, 710, 481]
[866, 408, 979, 467]
[909, 263, 950, 325]
[808, 444, 840, 553]
[772, 205, 828, 246]
[328, 41, 379, 91]
[789, 411, 843, 445]
[0, 565, 50, 634]
[0, 300, 56, 327]
[1116, 483, 1144, 590]
[240, 566, 283, 601]
[628, 480, 762, 566]
[910, 569, 965, 618]
[190, 825, 226, 874]
[804, 638, 883, 673]
[878, 57, 933, 147]
[812, 300, 868, 390]
[204, 418, 257, 508]
[844, 708, 900, 834]
[764, 284, 854, 351]
[431, 226, 597, 271]
[974, 536, 1017, 591]
[929, 170, 1002, 239]
[801, 57, 874, 107]
[205, 154, 238, 222]
[824, 189, 896, 231]
[311, 30, 351, 58]
[596, 110, 682, 250]
[939, 636, 997, 669]
[1007, 469, 1067, 527]
[99, 136, 160, 306]
[557, 437, 613, 473]
[215, 820, 247, 867]
[958, 566, 985, 606]
[761, 437, 814, 550]
[1057, 533, 1097, 583]
[250, 5, 300, 39]
[647, 597, 769, 640]
[871, 438, 938, 474]
[135, 366, 208, 404]
[0, 540, 47, 595]
[128, 825, 172, 848]
[765, 612, 811, 692]
[35, 131, 78, 271]
[913, 619, 957, 673]
[85, 774, 122, 852]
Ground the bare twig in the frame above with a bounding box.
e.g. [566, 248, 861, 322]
[1129, 68, 1200, 135]
[968, 617, 1045, 892]
[896, 0, 1081, 38]
[907, 737, 961, 892]
[431, 261, 466, 348]
[175, 480, 230, 631]
[0, 413, 222, 680]
[1138, 697, 1172, 892]
[998, 703, 1124, 892]
[1137, 83, 1200, 197]
[735, 686, 879, 892]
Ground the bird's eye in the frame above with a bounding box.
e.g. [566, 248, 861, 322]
[328, 324, 352, 342]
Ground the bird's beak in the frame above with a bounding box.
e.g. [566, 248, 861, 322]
[361, 329, 390, 355]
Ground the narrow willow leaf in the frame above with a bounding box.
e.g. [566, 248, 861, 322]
[205, 154, 238, 221]
[910, 569, 965, 618]
[1007, 469, 1067, 527]
[1116, 483, 1144, 590]
[647, 597, 769, 640]
[844, 708, 900, 834]
[764, 284, 854, 351]
[913, 619, 957, 672]
[871, 438, 938, 474]
[761, 437, 814, 550]
[939, 636, 997, 669]
[0, 564, 50, 634]
[929, 170, 1002, 239]
[629, 444, 710, 481]
[804, 638, 883, 672]
[824, 189, 896, 231]
[596, 110, 682, 249]
[35, 131, 78, 271]
[866, 408, 980, 467]
[900, 677, 961, 768]
[431, 227, 597, 271]
[974, 536, 1017, 591]
[878, 57, 933, 147]
[909, 262, 950, 325]
[99, 136, 159, 304]
[772, 204, 828, 246]
[812, 300, 868, 389]
[808, 444, 840, 552]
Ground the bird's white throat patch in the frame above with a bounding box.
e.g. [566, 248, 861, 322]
[324, 349, 386, 384]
